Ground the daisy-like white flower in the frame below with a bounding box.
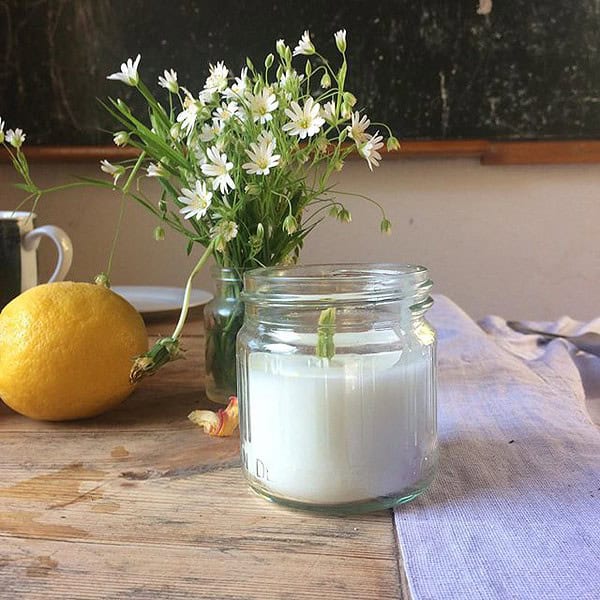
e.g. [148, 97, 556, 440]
[359, 131, 384, 171]
[113, 131, 129, 147]
[223, 67, 248, 100]
[242, 132, 281, 175]
[107, 54, 141, 86]
[211, 220, 239, 252]
[283, 97, 325, 139]
[204, 61, 229, 94]
[178, 180, 213, 220]
[200, 119, 224, 143]
[293, 30, 315, 56]
[100, 159, 125, 183]
[146, 162, 169, 178]
[246, 88, 278, 124]
[5, 128, 26, 149]
[0, 117, 5, 143]
[334, 29, 347, 53]
[201, 146, 235, 194]
[158, 69, 178, 93]
[321, 101, 337, 124]
[213, 101, 241, 123]
[347, 111, 371, 143]
[177, 102, 201, 134]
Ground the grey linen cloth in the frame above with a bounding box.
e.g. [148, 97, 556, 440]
[394, 295, 599, 600]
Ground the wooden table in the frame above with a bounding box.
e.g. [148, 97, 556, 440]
[0, 315, 409, 599]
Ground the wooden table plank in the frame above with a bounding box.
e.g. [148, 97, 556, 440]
[0, 318, 408, 599]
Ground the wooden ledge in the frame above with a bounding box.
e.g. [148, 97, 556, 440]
[3, 140, 600, 165]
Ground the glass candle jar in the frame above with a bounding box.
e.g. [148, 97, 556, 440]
[237, 264, 437, 513]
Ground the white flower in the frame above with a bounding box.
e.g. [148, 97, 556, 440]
[146, 162, 169, 178]
[190, 143, 208, 165]
[178, 180, 213, 220]
[282, 97, 325, 139]
[107, 54, 141, 86]
[100, 159, 125, 183]
[223, 67, 248, 100]
[213, 101, 241, 123]
[0, 117, 5, 143]
[347, 111, 371, 143]
[276, 39, 286, 55]
[211, 220, 238, 252]
[359, 131, 384, 171]
[334, 29, 347, 53]
[5, 128, 25, 149]
[246, 88, 278, 124]
[321, 101, 337, 124]
[113, 131, 129, 147]
[158, 69, 178, 93]
[279, 69, 304, 89]
[200, 119, 224, 142]
[242, 132, 281, 175]
[293, 30, 315, 56]
[204, 61, 229, 93]
[176, 102, 201, 134]
[201, 146, 235, 194]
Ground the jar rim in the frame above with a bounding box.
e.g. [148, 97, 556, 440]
[243, 263, 432, 307]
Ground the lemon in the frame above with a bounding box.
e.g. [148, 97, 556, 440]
[0, 282, 148, 421]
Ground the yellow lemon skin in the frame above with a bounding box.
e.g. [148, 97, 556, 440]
[0, 282, 148, 421]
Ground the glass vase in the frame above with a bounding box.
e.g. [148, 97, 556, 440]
[203, 266, 244, 405]
[237, 263, 437, 514]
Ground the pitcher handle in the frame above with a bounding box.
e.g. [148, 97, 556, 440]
[23, 225, 73, 282]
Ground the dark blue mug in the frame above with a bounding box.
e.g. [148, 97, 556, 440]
[0, 211, 73, 309]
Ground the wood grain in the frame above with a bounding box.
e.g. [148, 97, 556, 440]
[4, 140, 600, 164]
[0, 318, 408, 599]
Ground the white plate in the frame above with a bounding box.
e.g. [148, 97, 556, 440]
[112, 285, 213, 315]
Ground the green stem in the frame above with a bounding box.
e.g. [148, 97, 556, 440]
[172, 241, 215, 339]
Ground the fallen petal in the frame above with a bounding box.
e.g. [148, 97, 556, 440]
[188, 396, 239, 437]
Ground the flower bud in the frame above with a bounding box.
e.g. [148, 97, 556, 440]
[305, 60, 312, 77]
[380, 218, 392, 234]
[154, 226, 165, 241]
[334, 29, 347, 53]
[113, 131, 130, 147]
[116, 99, 130, 113]
[283, 214, 298, 234]
[94, 272, 111, 288]
[339, 208, 352, 223]
[320, 72, 332, 88]
[265, 53, 274, 69]
[276, 39, 287, 57]
[169, 123, 182, 140]
[343, 92, 357, 107]
[387, 136, 401, 151]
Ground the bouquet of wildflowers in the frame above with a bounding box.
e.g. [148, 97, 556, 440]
[4, 29, 399, 385]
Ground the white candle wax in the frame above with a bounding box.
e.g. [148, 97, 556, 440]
[242, 349, 436, 505]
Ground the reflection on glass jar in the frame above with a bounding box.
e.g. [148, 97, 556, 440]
[237, 263, 437, 514]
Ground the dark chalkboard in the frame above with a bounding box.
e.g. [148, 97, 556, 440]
[2, 0, 600, 145]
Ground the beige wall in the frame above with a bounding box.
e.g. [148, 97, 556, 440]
[1, 157, 598, 321]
